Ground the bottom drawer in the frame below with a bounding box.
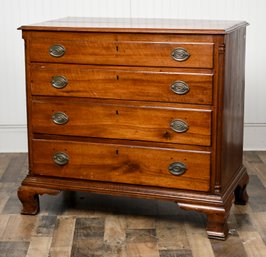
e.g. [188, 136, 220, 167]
[32, 139, 211, 192]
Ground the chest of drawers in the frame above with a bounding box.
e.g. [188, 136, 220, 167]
[18, 17, 249, 240]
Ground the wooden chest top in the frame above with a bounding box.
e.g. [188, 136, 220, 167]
[19, 17, 248, 34]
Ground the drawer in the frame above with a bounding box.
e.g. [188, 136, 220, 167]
[32, 138, 211, 191]
[31, 64, 213, 104]
[31, 98, 212, 146]
[29, 36, 214, 68]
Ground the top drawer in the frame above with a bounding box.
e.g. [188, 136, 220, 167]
[28, 33, 214, 68]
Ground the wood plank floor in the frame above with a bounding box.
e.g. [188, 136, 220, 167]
[0, 152, 266, 257]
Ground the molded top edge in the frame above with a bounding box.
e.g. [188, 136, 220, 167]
[19, 17, 249, 34]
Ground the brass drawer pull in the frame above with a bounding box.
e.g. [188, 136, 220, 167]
[171, 47, 190, 62]
[49, 44, 65, 57]
[52, 112, 69, 125]
[171, 81, 190, 95]
[170, 119, 189, 133]
[51, 76, 68, 89]
[168, 162, 187, 176]
[53, 152, 69, 166]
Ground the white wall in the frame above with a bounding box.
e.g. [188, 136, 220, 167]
[0, 0, 265, 152]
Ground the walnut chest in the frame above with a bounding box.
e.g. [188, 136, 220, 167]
[18, 17, 249, 239]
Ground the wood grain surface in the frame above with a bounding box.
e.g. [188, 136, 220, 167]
[31, 138, 211, 191]
[31, 97, 212, 146]
[29, 33, 214, 68]
[30, 63, 213, 105]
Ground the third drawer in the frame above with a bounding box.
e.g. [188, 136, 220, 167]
[31, 98, 212, 146]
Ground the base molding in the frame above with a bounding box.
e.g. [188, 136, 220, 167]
[18, 168, 249, 240]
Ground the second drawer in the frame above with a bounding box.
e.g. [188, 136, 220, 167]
[31, 64, 213, 104]
[31, 98, 211, 146]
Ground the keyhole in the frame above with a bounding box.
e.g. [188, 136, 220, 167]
[116, 46, 119, 52]
[116, 75, 119, 80]
[116, 110, 119, 115]
[116, 149, 119, 155]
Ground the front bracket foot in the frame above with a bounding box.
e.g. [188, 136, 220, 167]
[178, 194, 233, 240]
[17, 185, 60, 215]
[206, 212, 229, 240]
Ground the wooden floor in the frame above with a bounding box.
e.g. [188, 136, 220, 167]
[0, 152, 266, 257]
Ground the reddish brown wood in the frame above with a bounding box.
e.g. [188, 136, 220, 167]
[30, 63, 213, 105]
[24, 31, 215, 43]
[17, 185, 60, 214]
[218, 28, 247, 194]
[31, 97, 212, 146]
[35, 133, 210, 152]
[18, 17, 248, 240]
[31, 138, 211, 191]
[206, 209, 231, 240]
[28, 33, 214, 68]
[178, 199, 232, 240]
[211, 35, 226, 194]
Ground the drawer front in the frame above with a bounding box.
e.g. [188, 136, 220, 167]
[31, 64, 213, 104]
[29, 38, 214, 68]
[31, 99, 211, 146]
[32, 139, 211, 191]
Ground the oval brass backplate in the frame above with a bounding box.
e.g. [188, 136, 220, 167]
[171, 81, 190, 95]
[49, 44, 65, 57]
[51, 112, 69, 125]
[168, 162, 187, 176]
[170, 119, 189, 133]
[53, 152, 69, 166]
[171, 47, 190, 62]
[51, 75, 68, 89]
